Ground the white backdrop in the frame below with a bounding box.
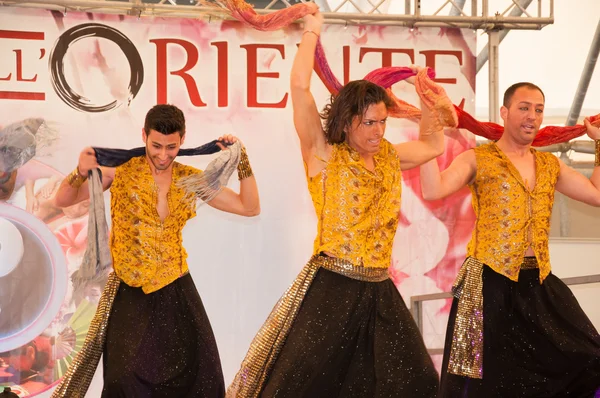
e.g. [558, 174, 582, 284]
[0, 8, 476, 396]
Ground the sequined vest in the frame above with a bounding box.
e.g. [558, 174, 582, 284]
[467, 143, 560, 282]
[110, 156, 199, 293]
[307, 140, 402, 269]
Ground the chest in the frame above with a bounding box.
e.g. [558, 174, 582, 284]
[317, 162, 401, 220]
[152, 174, 173, 221]
[503, 153, 537, 191]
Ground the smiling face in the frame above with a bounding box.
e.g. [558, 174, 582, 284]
[346, 101, 388, 155]
[500, 86, 545, 145]
[142, 129, 184, 171]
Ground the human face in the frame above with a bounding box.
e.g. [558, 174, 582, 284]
[500, 87, 544, 145]
[346, 102, 388, 155]
[142, 129, 184, 171]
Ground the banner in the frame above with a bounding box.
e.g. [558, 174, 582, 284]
[0, 8, 476, 396]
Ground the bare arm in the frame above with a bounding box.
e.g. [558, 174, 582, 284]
[556, 117, 600, 206]
[207, 176, 260, 217]
[394, 100, 445, 171]
[25, 179, 38, 213]
[291, 8, 331, 169]
[54, 147, 114, 208]
[394, 131, 445, 171]
[206, 136, 260, 217]
[420, 149, 476, 201]
[555, 159, 600, 206]
[54, 167, 114, 208]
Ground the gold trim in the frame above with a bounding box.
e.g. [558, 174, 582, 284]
[448, 256, 540, 379]
[448, 257, 484, 379]
[237, 146, 253, 180]
[314, 255, 389, 282]
[51, 273, 120, 397]
[595, 140, 600, 167]
[226, 255, 388, 397]
[66, 167, 87, 189]
[521, 256, 539, 269]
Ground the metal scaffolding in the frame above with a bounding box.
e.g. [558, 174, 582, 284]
[0, 0, 554, 28]
[0, 0, 556, 122]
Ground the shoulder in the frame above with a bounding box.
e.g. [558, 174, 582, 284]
[473, 142, 495, 155]
[381, 139, 400, 160]
[535, 149, 559, 164]
[535, 150, 561, 178]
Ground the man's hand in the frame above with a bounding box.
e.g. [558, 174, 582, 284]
[302, 7, 323, 36]
[584, 117, 600, 140]
[39, 176, 59, 199]
[77, 147, 99, 176]
[405, 65, 424, 86]
[216, 134, 239, 151]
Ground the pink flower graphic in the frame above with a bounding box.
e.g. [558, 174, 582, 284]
[55, 219, 88, 264]
[389, 259, 410, 286]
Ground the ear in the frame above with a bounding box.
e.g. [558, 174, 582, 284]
[142, 128, 148, 144]
[500, 105, 508, 122]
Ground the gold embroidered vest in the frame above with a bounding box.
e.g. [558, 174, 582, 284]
[110, 156, 199, 293]
[467, 142, 559, 282]
[307, 140, 402, 269]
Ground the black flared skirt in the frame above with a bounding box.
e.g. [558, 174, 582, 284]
[440, 266, 600, 397]
[101, 274, 225, 397]
[260, 268, 439, 398]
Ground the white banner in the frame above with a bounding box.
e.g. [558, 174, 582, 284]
[0, 8, 475, 396]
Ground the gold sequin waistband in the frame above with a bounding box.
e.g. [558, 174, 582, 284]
[521, 257, 539, 269]
[313, 255, 390, 282]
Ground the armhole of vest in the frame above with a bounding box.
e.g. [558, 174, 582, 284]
[469, 146, 481, 187]
[551, 152, 561, 182]
[389, 140, 401, 164]
[315, 145, 336, 173]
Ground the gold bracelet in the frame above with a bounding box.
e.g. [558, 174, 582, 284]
[595, 140, 600, 167]
[237, 146, 254, 180]
[303, 30, 320, 39]
[66, 167, 87, 189]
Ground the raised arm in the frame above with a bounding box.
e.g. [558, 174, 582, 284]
[394, 98, 446, 171]
[54, 147, 114, 208]
[206, 136, 260, 217]
[420, 148, 476, 201]
[555, 118, 600, 206]
[290, 7, 330, 168]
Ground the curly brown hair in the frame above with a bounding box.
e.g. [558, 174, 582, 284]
[320, 80, 393, 144]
